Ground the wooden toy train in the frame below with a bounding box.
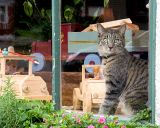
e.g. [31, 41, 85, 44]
[0, 46, 52, 100]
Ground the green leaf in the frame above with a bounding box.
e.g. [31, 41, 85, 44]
[73, 0, 81, 5]
[31, 0, 36, 4]
[92, 7, 100, 20]
[104, 0, 110, 8]
[41, 8, 45, 17]
[46, 9, 52, 20]
[23, 1, 33, 17]
[64, 6, 74, 22]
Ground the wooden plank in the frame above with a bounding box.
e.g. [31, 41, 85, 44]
[83, 64, 100, 68]
[83, 91, 92, 112]
[124, 22, 139, 31]
[24, 95, 52, 101]
[73, 88, 82, 110]
[82, 18, 132, 32]
[92, 98, 103, 104]
[82, 65, 85, 82]
[68, 30, 132, 53]
[68, 32, 97, 42]
[0, 58, 6, 75]
[28, 61, 32, 75]
[0, 55, 34, 59]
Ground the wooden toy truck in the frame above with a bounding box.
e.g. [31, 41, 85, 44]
[0, 54, 52, 101]
[73, 65, 106, 112]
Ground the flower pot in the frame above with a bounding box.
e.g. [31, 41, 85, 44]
[103, 7, 114, 22]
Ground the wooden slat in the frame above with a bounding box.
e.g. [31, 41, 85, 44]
[92, 99, 103, 104]
[82, 18, 132, 32]
[24, 95, 52, 101]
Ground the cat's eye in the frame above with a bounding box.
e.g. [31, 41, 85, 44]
[114, 39, 121, 44]
[106, 33, 111, 38]
[103, 38, 107, 43]
[99, 40, 103, 46]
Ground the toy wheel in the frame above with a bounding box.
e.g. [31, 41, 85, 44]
[73, 88, 82, 110]
[84, 54, 101, 73]
[83, 91, 92, 112]
[32, 53, 46, 72]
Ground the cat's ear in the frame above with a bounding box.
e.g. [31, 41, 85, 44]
[119, 24, 126, 35]
[97, 23, 105, 37]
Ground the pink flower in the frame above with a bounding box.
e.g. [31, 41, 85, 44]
[76, 118, 81, 124]
[114, 120, 119, 124]
[62, 114, 65, 118]
[121, 125, 126, 128]
[103, 126, 109, 128]
[72, 114, 77, 118]
[87, 125, 95, 128]
[98, 116, 106, 124]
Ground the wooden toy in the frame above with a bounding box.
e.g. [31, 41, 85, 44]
[82, 18, 132, 32]
[0, 47, 52, 101]
[73, 65, 106, 112]
[32, 19, 147, 63]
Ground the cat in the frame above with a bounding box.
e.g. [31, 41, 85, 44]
[97, 23, 148, 115]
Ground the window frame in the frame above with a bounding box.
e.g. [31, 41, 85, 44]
[52, 0, 157, 123]
[149, 0, 156, 124]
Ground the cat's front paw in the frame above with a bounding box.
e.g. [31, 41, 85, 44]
[98, 105, 109, 115]
[99, 104, 116, 115]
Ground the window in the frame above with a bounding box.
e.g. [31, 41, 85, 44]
[61, 0, 149, 105]
[0, 5, 7, 23]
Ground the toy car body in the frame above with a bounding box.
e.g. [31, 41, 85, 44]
[0, 54, 51, 101]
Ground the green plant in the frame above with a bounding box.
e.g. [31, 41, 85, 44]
[18, 100, 54, 127]
[0, 77, 158, 128]
[130, 108, 151, 123]
[104, 0, 110, 8]
[42, 110, 159, 128]
[90, 0, 110, 23]
[123, 108, 157, 128]
[22, 0, 52, 40]
[62, 0, 83, 23]
[0, 77, 21, 128]
[0, 77, 55, 128]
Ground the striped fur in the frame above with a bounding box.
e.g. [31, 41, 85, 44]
[97, 24, 148, 115]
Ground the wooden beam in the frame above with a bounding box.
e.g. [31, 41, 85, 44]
[24, 95, 52, 101]
[82, 18, 133, 32]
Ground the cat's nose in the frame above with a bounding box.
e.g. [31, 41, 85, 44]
[108, 46, 113, 50]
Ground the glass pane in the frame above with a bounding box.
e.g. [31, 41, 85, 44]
[0, 6, 5, 14]
[6, 60, 28, 75]
[0, 6, 6, 23]
[61, 0, 149, 117]
[0, 0, 52, 100]
[0, 0, 150, 122]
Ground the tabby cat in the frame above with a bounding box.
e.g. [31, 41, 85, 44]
[97, 24, 148, 115]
